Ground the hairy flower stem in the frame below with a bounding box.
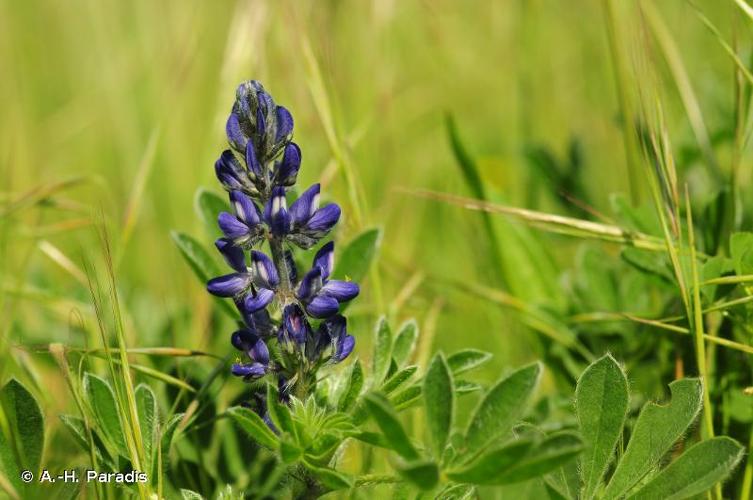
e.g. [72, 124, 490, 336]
[269, 236, 292, 294]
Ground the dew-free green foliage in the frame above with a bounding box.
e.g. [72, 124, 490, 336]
[6, 1, 753, 498]
[0, 379, 44, 496]
[464, 362, 541, 453]
[547, 355, 743, 500]
[576, 354, 628, 499]
[423, 353, 454, 457]
[627, 437, 744, 500]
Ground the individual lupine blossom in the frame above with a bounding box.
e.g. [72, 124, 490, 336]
[205, 80, 359, 408]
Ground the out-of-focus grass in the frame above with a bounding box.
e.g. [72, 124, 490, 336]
[0, 0, 744, 480]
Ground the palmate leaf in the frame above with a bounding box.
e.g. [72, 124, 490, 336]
[0, 379, 44, 494]
[627, 437, 743, 499]
[423, 353, 454, 458]
[576, 354, 629, 500]
[603, 378, 703, 499]
[464, 362, 541, 454]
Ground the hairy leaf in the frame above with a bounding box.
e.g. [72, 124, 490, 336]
[363, 393, 419, 460]
[392, 320, 418, 367]
[372, 317, 392, 385]
[338, 360, 364, 413]
[446, 440, 533, 484]
[135, 384, 158, 472]
[447, 349, 493, 375]
[493, 432, 583, 485]
[0, 379, 44, 494]
[227, 407, 278, 450]
[604, 378, 703, 499]
[395, 459, 439, 491]
[627, 437, 743, 499]
[84, 373, 127, 456]
[266, 383, 295, 437]
[303, 460, 353, 491]
[382, 365, 417, 395]
[465, 362, 542, 453]
[424, 353, 454, 457]
[576, 354, 628, 499]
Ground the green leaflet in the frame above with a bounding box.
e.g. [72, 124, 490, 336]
[170, 231, 236, 317]
[382, 365, 417, 395]
[363, 393, 419, 461]
[446, 349, 493, 375]
[83, 373, 128, 457]
[0, 379, 44, 494]
[627, 437, 744, 499]
[303, 459, 353, 491]
[391, 320, 418, 367]
[332, 228, 381, 283]
[226, 407, 278, 450]
[423, 353, 454, 458]
[266, 383, 295, 437]
[194, 187, 230, 234]
[372, 317, 392, 385]
[446, 440, 533, 484]
[492, 432, 583, 485]
[730, 232, 753, 276]
[338, 359, 364, 412]
[603, 378, 703, 499]
[576, 354, 629, 499]
[135, 384, 158, 472]
[464, 362, 541, 454]
[395, 459, 439, 491]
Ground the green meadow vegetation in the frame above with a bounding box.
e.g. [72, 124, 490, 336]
[3, 0, 753, 498]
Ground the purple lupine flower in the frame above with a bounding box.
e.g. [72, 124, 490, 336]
[231, 329, 270, 380]
[323, 315, 355, 363]
[296, 242, 359, 318]
[205, 80, 362, 406]
[215, 150, 257, 195]
[218, 190, 265, 247]
[287, 184, 341, 249]
[226, 81, 293, 162]
[207, 250, 278, 310]
[272, 143, 301, 187]
[264, 186, 291, 236]
[282, 303, 310, 344]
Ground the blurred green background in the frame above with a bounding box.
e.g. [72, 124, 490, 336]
[0, 0, 744, 478]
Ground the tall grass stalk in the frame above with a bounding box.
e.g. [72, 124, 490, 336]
[603, 0, 642, 204]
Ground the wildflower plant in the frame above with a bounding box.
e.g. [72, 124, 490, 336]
[207, 81, 359, 410]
